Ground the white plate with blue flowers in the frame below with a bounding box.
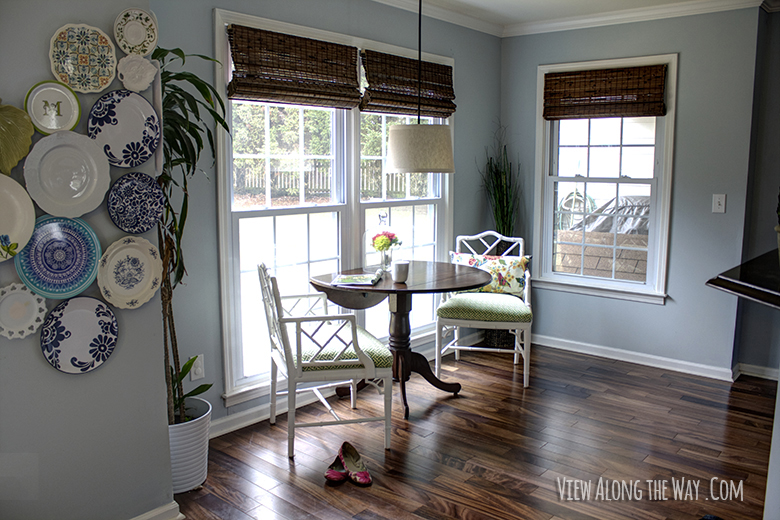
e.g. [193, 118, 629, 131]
[40, 297, 118, 374]
[98, 236, 162, 309]
[87, 89, 160, 168]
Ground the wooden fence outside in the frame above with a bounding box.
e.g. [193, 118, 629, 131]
[233, 159, 407, 199]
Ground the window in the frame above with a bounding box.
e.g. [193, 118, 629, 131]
[533, 55, 677, 304]
[214, 11, 454, 405]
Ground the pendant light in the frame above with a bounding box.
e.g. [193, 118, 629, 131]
[386, 0, 455, 174]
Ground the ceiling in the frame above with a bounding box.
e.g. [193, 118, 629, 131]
[370, 0, 777, 37]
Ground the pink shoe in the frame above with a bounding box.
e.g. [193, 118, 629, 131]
[324, 456, 348, 482]
[338, 442, 372, 486]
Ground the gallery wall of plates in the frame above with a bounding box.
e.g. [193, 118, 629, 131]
[0, 8, 163, 375]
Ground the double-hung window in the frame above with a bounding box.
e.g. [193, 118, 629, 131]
[533, 55, 677, 304]
[214, 11, 455, 406]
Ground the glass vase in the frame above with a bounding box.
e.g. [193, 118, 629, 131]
[379, 249, 392, 272]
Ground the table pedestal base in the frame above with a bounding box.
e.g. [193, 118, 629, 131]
[389, 294, 460, 419]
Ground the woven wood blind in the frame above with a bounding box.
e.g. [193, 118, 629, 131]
[360, 49, 456, 118]
[227, 25, 361, 109]
[543, 64, 667, 120]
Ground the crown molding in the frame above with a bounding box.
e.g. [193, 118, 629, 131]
[368, 0, 504, 37]
[503, 0, 765, 36]
[371, 0, 767, 37]
[763, 0, 780, 11]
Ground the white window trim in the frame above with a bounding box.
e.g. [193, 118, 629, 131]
[213, 8, 455, 405]
[531, 53, 677, 306]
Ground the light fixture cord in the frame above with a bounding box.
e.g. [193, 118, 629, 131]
[417, 0, 422, 124]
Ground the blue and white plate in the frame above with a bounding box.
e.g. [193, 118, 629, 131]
[107, 171, 164, 234]
[40, 297, 118, 374]
[87, 89, 160, 168]
[14, 216, 101, 300]
[98, 236, 162, 309]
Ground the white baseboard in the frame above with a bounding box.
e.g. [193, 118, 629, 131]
[210, 387, 332, 438]
[532, 333, 736, 382]
[732, 362, 779, 381]
[129, 502, 183, 520]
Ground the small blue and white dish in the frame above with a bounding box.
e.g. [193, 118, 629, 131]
[107, 171, 164, 234]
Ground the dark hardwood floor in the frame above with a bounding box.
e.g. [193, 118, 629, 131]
[175, 346, 776, 520]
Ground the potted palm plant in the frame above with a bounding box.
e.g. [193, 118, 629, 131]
[152, 46, 229, 493]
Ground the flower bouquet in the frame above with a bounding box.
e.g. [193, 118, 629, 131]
[371, 231, 401, 271]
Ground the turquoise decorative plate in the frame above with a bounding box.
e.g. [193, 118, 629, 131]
[14, 216, 101, 300]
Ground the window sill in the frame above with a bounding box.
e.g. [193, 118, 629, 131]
[533, 277, 667, 305]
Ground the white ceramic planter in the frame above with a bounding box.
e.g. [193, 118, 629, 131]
[168, 396, 212, 494]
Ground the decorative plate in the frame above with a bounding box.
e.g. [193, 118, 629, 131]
[87, 89, 160, 168]
[114, 8, 158, 57]
[23, 131, 110, 218]
[14, 216, 101, 300]
[49, 24, 116, 94]
[0, 174, 35, 262]
[0, 99, 34, 175]
[98, 236, 162, 309]
[0, 283, 47, 340]
[40, 297, 118, 374]
[106, 171, 164, 234]
[24, 80, 81, 135]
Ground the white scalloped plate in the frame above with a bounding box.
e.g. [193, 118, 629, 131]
[23, 131, 110, 218]
[0, 283, 47, 340]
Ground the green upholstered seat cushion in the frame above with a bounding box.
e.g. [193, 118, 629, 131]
[294, 325, 393, 372]
[436, 292, 532, 323]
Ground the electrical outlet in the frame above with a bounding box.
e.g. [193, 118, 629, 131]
[712, 194, 726, 213]
[190, 355, 205, 381]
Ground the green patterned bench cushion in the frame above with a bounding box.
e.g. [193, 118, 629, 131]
[293, 325, 393, 372]
[437, 292, 532, 323]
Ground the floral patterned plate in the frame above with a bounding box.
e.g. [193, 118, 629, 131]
[40, 297, 118, 374]
[98, 236, 161, 309]
[14, 216, 101, 300]
[114, 8, 158, 57]
[0, 283, 47, 340]
[87, 89, 160, 168]
[0, 174, 35, 262]
[107, 171, 164, 234]
[23, 131, 110, 217]
[49, 24, 116, 94]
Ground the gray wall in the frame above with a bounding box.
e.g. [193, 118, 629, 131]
[0, 1, 174, 520]
[501, 8, 768, 371]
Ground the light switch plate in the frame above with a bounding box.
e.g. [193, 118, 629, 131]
[712, 194, 726, 213]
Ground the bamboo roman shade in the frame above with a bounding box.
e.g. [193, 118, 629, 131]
[543, 64, 667, 120]
[226, 24, 361, 109]
[360, 49, 456, 118]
